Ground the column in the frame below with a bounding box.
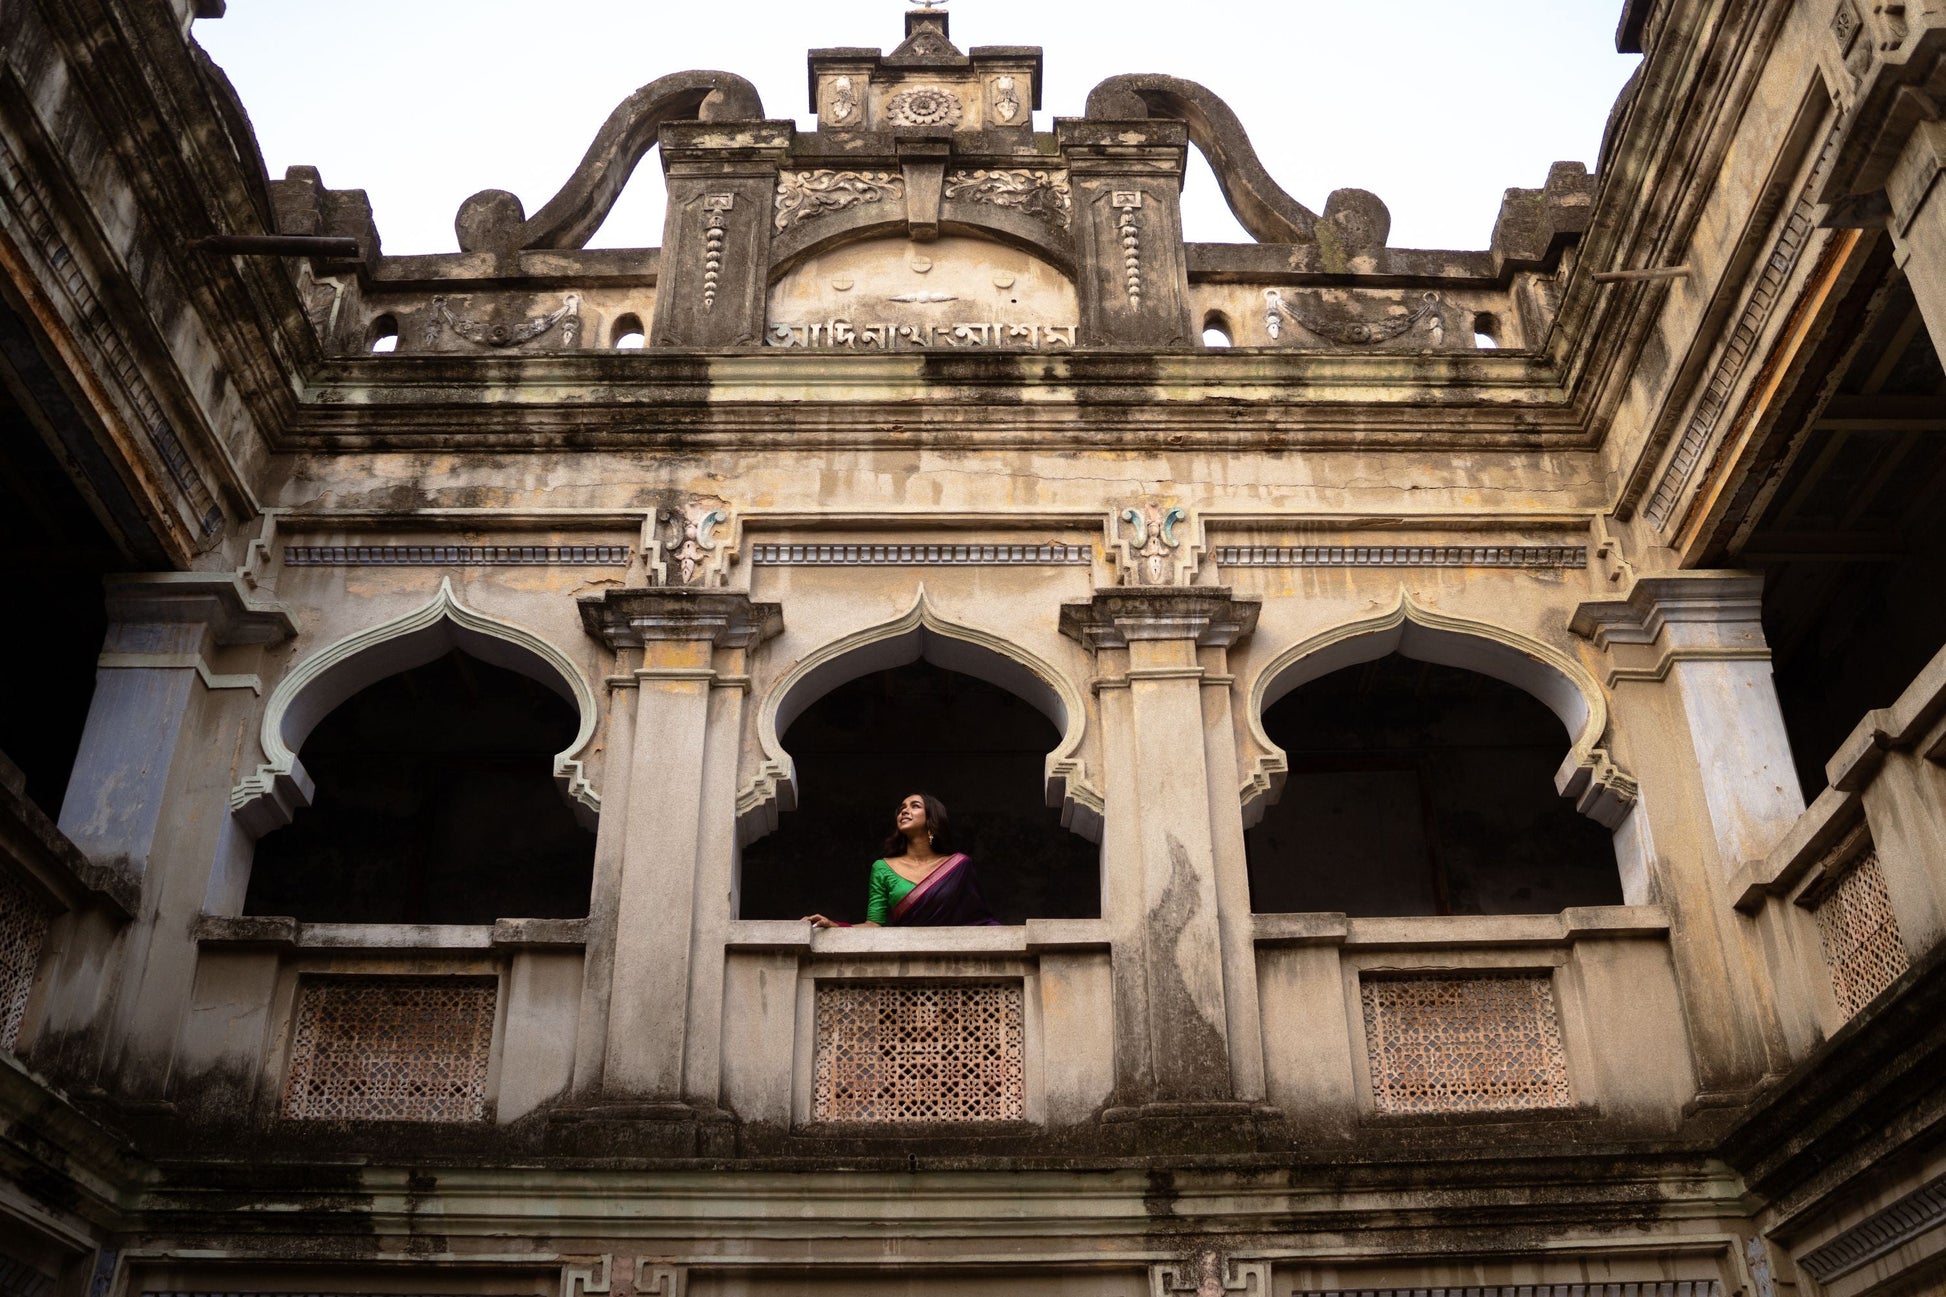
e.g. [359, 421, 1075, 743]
[575, 588, 781, 1113]
[53, 573, 292, 1097]
[1060, 587, 1264, 1119]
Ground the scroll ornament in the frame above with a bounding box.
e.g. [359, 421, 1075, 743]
[944, 169, 1072, 227]
[774, 170, 905, 232]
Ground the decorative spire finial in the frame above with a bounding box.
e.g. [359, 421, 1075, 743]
[911, 0, 946, 10]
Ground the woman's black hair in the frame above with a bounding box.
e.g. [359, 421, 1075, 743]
[882, 792, 949, 856]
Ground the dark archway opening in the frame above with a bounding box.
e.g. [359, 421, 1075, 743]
[739, 659, 1099, 924]
[1247, 654, 1622, 916]
[245, 649, 595, 923]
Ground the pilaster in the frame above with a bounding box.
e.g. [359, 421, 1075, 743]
[1059, 587, 1264, 1119]
[650, 123, 794, 349]
[1571, 572, 1799, 1094]
[575, 589, 782, 1114]
[57, 573, 292, 1097]
[1055, 120, 1192, 347]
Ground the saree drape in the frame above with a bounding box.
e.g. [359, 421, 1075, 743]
[886, 852, 998, 926]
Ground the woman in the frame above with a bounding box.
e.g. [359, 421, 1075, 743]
[803, 792, 997, 927]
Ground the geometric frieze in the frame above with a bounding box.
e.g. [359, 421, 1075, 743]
[281, 976, 496, 1122]
[1293, 1287, 1720, 1297]
[813, 981, 1025, 1123]
[1359, 972, 1573, 1116]
[0, 871, 51, 1052]
[1216, 544, 1587, 568]
[751, 542, 1091, 567]
[1798, 1172, 1946, 1283]
[1810, 843, 1910, 1021]
[284, 545, 631, 567]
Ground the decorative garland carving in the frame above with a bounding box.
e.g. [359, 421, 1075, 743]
[945, 169, 1072, 227]
[774, 170, 905, 232]
[426, 293, 581, 348]
[884, 86, 964, 127]
[1113, 191, 1144, 306]
[1263, 288, 1442, 346]
[701, 194, 733, 310]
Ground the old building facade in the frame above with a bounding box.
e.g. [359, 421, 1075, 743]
[1, 1, 1944, 1296]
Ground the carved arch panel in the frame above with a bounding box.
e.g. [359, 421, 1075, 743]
[231, 578, 600, 837]
[739, 591, 1101, 844]
[1241, 593, 1637, 832]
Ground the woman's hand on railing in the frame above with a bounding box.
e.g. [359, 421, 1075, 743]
[802, 914, 878, 928]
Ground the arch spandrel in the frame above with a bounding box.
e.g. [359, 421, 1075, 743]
[231, 578, 601, 837]
[738, 589, 1102, 846]
[1238, 591, 1637, 832]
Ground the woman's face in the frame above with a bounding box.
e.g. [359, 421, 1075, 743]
[894, 794, 929, 838]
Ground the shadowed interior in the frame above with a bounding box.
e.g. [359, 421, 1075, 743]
[245, 649, 595, 923]
[1247, 654, 1623, 916]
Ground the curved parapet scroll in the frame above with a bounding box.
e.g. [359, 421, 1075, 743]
[1084, 73, 1390, 257]
[455, 70, 765, 255]
[231, 579, 601, 837]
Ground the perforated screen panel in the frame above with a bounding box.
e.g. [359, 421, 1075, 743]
[0, 873, 50, 1051]
[1360, 971, 1572, 1115]
[281, 976, 496, 1122]
[813, 981, 1025, 1123]
[1814, 847, 1910, 1020]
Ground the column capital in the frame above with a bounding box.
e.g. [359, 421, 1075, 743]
[1059, 587, 1258, 651]
[1568, 571, 1767, 654]
[577, 588, 782, 650]
[102, 572, 295, 643]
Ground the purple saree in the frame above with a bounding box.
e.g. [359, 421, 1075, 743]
[887, 853, 999, 926]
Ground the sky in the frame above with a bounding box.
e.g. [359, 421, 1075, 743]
[194, 1, 1640, 257]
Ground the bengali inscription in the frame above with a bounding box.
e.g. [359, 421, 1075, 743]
[766, 320, 1076, 349]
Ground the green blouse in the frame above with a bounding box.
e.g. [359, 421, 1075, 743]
[865, 858, 917, 924]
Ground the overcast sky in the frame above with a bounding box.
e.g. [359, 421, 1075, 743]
[194, 1, 1639, 256]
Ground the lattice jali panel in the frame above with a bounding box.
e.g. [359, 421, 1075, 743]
[1813, 847, 1910, 1020]
[813, 981, 1025, 1122]
[281, 976, 496, 1122]
[1360, 972, 1573, 1115]
[0, 872, 52, 1051]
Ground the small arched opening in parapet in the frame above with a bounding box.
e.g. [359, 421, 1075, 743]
[739, 599, 1100, 925]
[611, 313, 646, 349]
[367, 315, 399, 353]
[1243, 598, 1639, 917]
[231, 581, 599, 924]
[1472, 312, 1501, 349]
[1202, 311, 1234, 348]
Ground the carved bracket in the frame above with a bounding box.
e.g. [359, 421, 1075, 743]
[1150, 1249, 1271, 1297]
